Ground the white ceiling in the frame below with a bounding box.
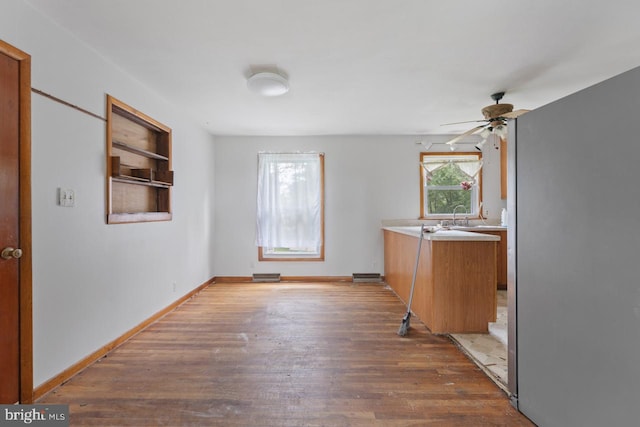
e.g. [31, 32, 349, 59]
[24, 0, 640, 136]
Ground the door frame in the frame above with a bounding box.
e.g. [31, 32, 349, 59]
[0, 40, 33, 403]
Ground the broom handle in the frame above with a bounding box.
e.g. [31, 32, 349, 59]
[406, 224, 425, 311]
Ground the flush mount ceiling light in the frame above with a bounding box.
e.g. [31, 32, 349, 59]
[247, 71, 289, 97]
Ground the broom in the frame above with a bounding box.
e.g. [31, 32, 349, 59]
[397, 224, 426, 336]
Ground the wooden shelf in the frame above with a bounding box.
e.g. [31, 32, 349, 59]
[110, 157, 174, 188]
[112, 176, 173, 189]
[106, 95, 173, 224]
[113, 140, 169, 161]
[108, 212, 172, 224]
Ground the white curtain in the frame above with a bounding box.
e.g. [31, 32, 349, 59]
[256, 152, 322, 249]
[456, 159, 483, 179]
[421, 160, 448, 174]
[421, 157, 483, 181]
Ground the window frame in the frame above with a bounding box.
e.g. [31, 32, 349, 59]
[257, 153, 325, 262]
[419, 151, 483, 220]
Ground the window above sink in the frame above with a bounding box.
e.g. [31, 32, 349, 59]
[420, 152, 482, 219]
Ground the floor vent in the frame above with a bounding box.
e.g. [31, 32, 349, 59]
[252, 273, 281, 283]
[352, 273, 382, 283]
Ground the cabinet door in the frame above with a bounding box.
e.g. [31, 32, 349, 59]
[467, 230, 507, 289]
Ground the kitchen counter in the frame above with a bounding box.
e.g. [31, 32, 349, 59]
[383, 226, 501, 241]
[384, 226, 507, 289]
[450, 225, 507, 231]
[383, 227, 497, 334]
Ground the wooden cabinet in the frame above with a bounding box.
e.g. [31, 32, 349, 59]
[384, 229, 497, 334]
[500, 137, 507, 199]
[466, 229, 507, 289]
[106, 96, 173, 224]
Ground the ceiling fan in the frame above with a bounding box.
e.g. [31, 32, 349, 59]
[442, 92, 529, 149]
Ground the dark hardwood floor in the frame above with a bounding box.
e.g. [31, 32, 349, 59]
[39, 282, 534, 426]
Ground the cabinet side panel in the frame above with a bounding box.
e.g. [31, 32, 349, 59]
[431, 241, 496, 333]
[383, 230, 433, 329]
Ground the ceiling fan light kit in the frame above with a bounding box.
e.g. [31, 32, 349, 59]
[492, 123, 508, 138]
[247, 71, 289, 97]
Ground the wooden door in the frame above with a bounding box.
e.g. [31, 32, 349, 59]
[0, 41, 32, 403]
[0, 45, 21, 404]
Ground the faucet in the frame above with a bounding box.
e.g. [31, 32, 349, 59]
[452, 204, 468, 226]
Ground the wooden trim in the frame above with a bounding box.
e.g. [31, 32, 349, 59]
[213, 276, 361, 283]
[18, 46, 33, 406]
[0, 40, 33, 404]
[110, 97, 171, 134]
[213, 276, 253, 283]
[319, 153, 325, 260]
[107, 212, 172, 224]
[31, 88, 105, 121]
[419, 158, 425, 220]
[500, 137, 507, 199]
[106, 96, 114, 223]
[33, 277, 214, 401]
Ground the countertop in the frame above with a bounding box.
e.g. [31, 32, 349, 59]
[383, 226, 500, 241]
[448, 225, 507, 232]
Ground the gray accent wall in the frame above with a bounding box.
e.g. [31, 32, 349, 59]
[515, 66, 640, 426]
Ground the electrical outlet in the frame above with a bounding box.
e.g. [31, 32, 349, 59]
[172, 282, 177, 292]
[58, 188, 75, 207]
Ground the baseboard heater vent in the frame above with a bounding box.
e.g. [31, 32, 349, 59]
[252, 273, 281, 283]
[352, 273, 382, 283]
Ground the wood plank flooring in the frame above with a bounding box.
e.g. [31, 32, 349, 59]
[38, 282, 534, 426]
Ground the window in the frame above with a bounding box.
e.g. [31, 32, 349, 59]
[420, 152, 482, 218]
[256, 152, 324, 261]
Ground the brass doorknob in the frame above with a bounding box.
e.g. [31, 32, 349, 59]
[1, 247, 23, 260]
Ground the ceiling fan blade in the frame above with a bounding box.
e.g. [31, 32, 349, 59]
[445, 125, 486, 145]
[501, 109, 530, 119]
[441, 118, 488, 126]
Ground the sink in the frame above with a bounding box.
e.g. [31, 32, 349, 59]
[449, 225, 504, 230]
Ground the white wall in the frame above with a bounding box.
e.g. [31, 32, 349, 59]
[214, 135, 505, 277]
[2, 0, 505, 390]
[2, 1, 216, 387]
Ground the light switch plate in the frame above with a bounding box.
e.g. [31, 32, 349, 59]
[58, 188, 75, 207]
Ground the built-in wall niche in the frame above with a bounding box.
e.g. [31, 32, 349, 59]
[106, 95, 173, 224]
